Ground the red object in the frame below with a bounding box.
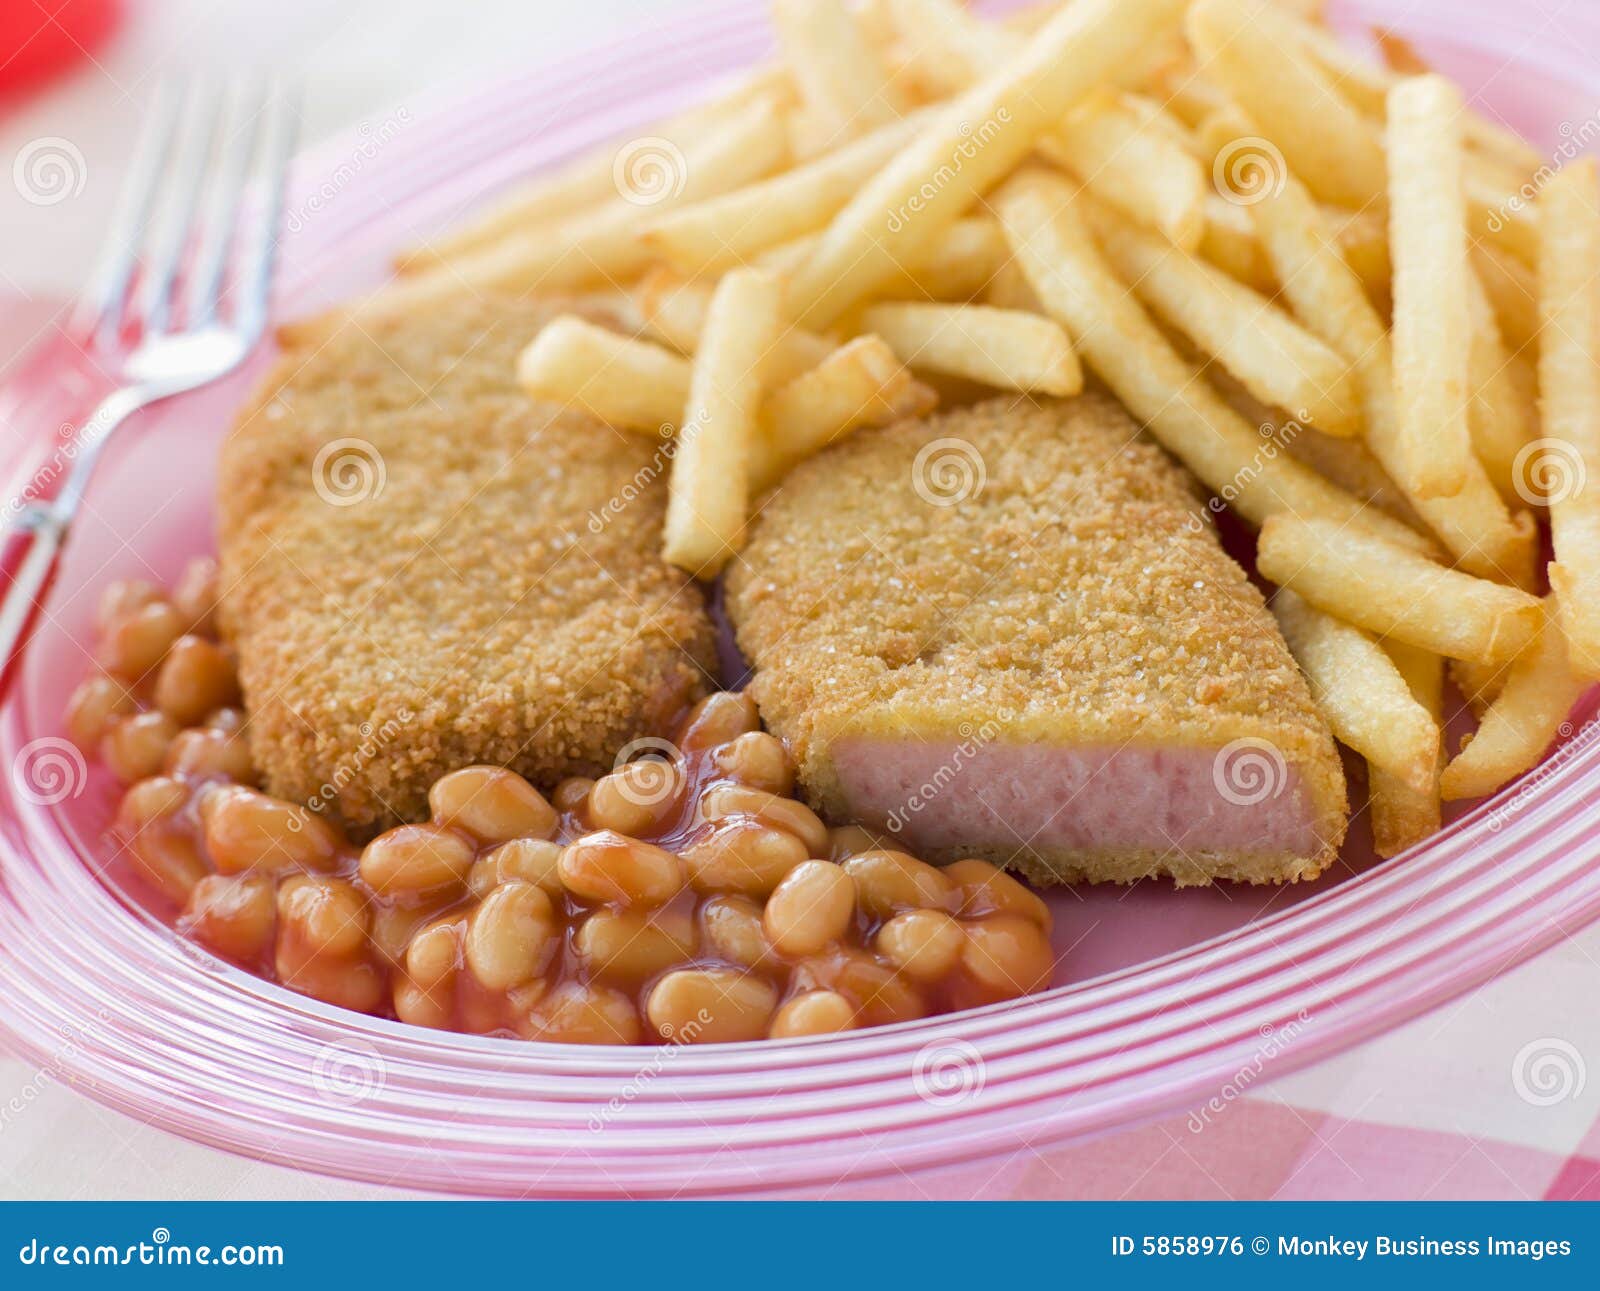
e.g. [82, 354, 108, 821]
[0, 0, 122, 106]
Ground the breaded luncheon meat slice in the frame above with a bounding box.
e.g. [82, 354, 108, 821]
[218, 294, 716, 835]
[727, 394, 1347, 886]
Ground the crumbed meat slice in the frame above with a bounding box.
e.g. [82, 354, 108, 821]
[218, 294, 717, 835]
[726, 393, 1347, 886]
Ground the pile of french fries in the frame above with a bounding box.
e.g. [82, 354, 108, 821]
[318, 0, 1599, 854]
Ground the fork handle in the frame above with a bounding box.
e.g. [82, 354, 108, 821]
[0, 513, 66, 694]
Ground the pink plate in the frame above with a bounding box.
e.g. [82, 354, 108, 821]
[1, 0, 1598, 1198]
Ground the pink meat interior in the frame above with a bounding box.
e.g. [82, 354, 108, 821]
[831, 737, 1319, 858]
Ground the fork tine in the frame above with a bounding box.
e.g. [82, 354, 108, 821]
[232, 77, 300, 345]
[78, 83, 180, 342]
[133, 81, 219, 335]
[184, 81, 264, 328]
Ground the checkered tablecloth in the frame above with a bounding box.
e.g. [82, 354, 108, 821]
[5, 911, 1597, 1200]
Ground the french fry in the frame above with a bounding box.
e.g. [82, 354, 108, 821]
[1083, 202, 1361, 436]
[858, 302, 1082, 395]
[663, 269, 782, 578]
[1332, 207, 1390, 302]
[1440, 599, 1588, 799]
[1256, 515, 1543, 664]
[876, 216, 1013, 302]
[1208, 367, 1421, 529]
[635, 271, 834, 386]
[393, 65, 793, 270]
[1040, 91, 1207, 250]
[1241, 156, 1536, 584]
[1369, 640, 1443, 857]
[1538, 159, 1600, 677]
[294, 101, 791, 343]
[1464, 264, 1533, 505]
[784, 0, 1187, 327]
[771, 0, 909, 149]
[1198, 194, 1276, 292]
[993, 169, 1432, 551]
[752, 336, 935, 489]
[1387, 75, 1474, 500]
[1272, 589, 1440, 795]
[1451, 657, 1511, 718]
[1281, 9, 1543, 175]
[1473, 240, 1540, 355]
[1188, 0, 1385, 208]
[883, 0, 1012, 94]
[516, 316, 689, 432]
[641, 110, 929, 274]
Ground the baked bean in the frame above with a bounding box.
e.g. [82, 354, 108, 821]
[64, 673, 136, 749]
[944, 858, 1053, 932]
[558, 831, 683, 906]
[769, 989, 856, 1038]
[465, 882, 556, 990]
[586, 758, 686, 836]
[96, 578, 162, 633]
[277, 874, 370, 959]
[172, 556, 219, 634]
[712, 731, 794, 795]
[116, 775, 188, 829]
[551, 776, 595, 815]
[646, 968, 777, 1043]
[527, 982, 641, 1044]
[480, 837, 564, 895]
[183, 873, 275, 961]
[102, 711, 181, 783]
[802, 949, 926, 1027]
[677, 690, 758, 751]
[699, 784, 828, 856]
[875, 909, 964, 981]
[575, 908, 696, 981]
[394, 976, 455, 1030]
[827, 825, 887, 861]
[117, 777, 208, 903]
[842, 850, 955, 918]
[763, 860, 856, 957]
[961, 914, 1056, 996]
[359, 823, 475, 897]
[428, 765, 558, 844]
[681, 819, 807, 897]
[278, 945, 385, 1013]
[164, 727, 255, 782]
[100, 599, 186, 679]
[405, 918, 463, 989]
[153, 635, 239, 725]
[206, 707, 246, 734]
[371, 902, 436, 967]
[699, 894, 780, 973]
[201, 785, 344, 875]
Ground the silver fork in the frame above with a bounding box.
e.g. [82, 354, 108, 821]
[0, 80, 297, 686]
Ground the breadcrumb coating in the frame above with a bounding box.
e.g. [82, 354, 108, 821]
[218, 294, 717, 835]
[726, 394, 1348, 885]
